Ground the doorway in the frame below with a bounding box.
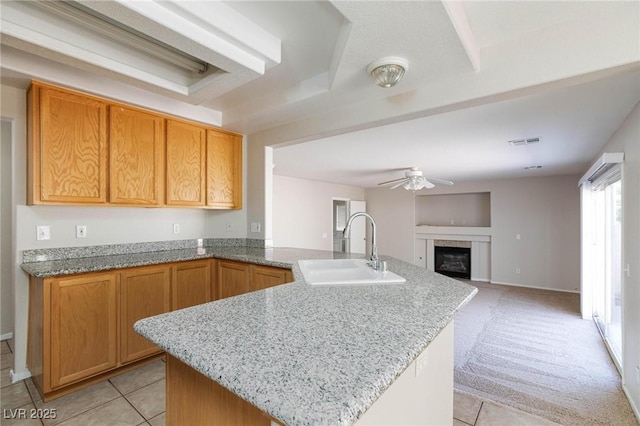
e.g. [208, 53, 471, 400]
[332, 199, 366, 254]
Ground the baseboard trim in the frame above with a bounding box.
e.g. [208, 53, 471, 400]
[490, 280, 580, 294]
[0, 332, 13, 341]
[622, 384, 640, 423]
[10, 368, 31, 383]
[470, 277, 491, 282]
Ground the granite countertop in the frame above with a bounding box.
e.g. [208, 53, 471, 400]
[21, 242, 476, 425]
[20, 245, 352, 278]
[134, 254, 477, 426]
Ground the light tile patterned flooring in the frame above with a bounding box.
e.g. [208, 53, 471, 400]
[2, 339, 557, 425]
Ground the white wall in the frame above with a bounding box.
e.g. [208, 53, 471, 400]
[273, 175, 365, 250]
[366, 174, 581, 292]
[593, 101, 640, 417]
[1, 83, 246, 380]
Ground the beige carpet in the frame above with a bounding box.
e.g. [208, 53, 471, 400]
[454, 281, 638, 426]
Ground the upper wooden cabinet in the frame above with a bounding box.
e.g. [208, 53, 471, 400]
[27, 81, 243, 209]
[166, 120, 206, 206]
[110, 106, 165, 206]
[207, 130, 242, 209]
[28, 84, 108, 205]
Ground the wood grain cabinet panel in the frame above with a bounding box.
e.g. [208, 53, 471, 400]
[120, 266, 171, 364]
[172, 260, 213, 310]
[28, 84, 108, 205]
[217, 261, 252, 300]
[251, 265, 293, 292]
[207, 130, 242, 209]
[48, 273, 118, 389]
[217, 262, 292, 299]
[109, 106, 165, 205]
[166, 120, 206, 206]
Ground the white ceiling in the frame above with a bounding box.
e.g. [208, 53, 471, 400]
[1, 1, 639, 188]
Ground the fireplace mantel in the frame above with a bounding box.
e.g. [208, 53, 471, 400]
[415, 226, 491, 282]
[414, 226, 492, 240]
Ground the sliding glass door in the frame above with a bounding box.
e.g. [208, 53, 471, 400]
[590, 174, 622, 366]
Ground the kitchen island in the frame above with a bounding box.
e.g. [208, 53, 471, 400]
[133, 250, 476, 425]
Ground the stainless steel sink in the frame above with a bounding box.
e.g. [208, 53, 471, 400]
[298, 259, 406, 285]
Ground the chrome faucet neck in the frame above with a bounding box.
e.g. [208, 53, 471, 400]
[343, 212, 380, 269]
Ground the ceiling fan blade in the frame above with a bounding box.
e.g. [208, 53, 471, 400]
[424, 177, 454, 185]
[421, 178, 436, 189]
[390, 180, 408, 189]
[378, 177, 407, 186]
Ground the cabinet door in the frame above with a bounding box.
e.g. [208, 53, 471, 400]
[120, 266, 171, 364]
[217, 261, 251, 300]
[207, 130, 242, 209]
[172, 260, 213, 310]
[29, 85, 108, 204]
[109, 106, 165, 205]
[166, 120, 206, 206]
[251, 265, 293, 292]
[48, 273, 118, 389]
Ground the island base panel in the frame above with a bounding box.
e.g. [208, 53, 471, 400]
[355, 321, 454, 425]
[166, 355, 272, 426]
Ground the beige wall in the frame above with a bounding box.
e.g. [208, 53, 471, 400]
[273, 175, 365, 250]
[367, 174, 581, 292]
[1, 120, 13, 337]
[1, 83, 246, 379]
[593, 101, 640, 416]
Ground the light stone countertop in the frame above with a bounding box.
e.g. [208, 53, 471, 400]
[132, 252, 477, 426]
[21, 243, 476, 425]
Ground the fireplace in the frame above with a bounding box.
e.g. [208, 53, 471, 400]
[434, 245, 471, 279]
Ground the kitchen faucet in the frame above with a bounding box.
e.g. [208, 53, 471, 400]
[343, 212, 381, 270]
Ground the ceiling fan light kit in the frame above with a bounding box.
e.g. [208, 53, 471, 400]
[367, 57, 408, 88]
[378, 167, 453, 191]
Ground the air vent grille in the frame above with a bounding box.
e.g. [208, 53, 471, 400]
[524, 165, 543, 170]
[509, 137, 541, 147]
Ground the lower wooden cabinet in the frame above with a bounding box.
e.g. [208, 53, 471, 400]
[120, 265, 171, 364]
[172, 259, 213, 310]
[218, 261, 293, 299]
[217, 260, 251, 300]
[251, 265, 293, 292]
[27, 257, 290, 401]
[48, 273, 118, 389]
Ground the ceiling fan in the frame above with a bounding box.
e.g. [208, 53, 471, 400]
[378, 167, 454, 190]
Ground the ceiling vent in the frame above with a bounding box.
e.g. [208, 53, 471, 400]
[523, 165, 543, 170]
[509, 137, 541, 147]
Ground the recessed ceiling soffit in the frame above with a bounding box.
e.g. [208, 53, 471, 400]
[0, 0, 281, 103]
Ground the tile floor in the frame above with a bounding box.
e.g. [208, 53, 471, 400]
[2, 339, 558, 425]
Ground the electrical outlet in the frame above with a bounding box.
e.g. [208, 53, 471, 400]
[36, 225, 50, 241]
[197, 238, 203, 247]
[76, 225, 87, 238]
[515, 267, 521, 274]
[173, 224, 180, 234]
[250, 222, 261, 233]
[226, 223, 233, 232]
[415, 349, 429, 377]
